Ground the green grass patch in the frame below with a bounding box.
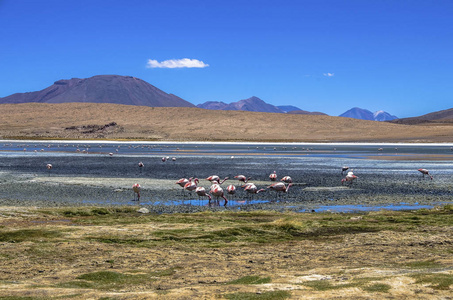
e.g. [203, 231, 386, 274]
[302, 280, 360, 291]
[227, 276, 271, 285]
[404, 259, 443, 269]
[57, 269, 175, 291]
[362, 283, 391, 293]
[410, 273, 453, 290]
[58, 206, 137, 217]
[224, 290, 291, 300]
[0, 229, 61, 243]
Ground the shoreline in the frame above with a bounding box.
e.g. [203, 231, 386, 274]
[3, 139, 453, 146]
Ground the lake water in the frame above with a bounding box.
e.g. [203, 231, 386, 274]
[1, 140, 453, 213]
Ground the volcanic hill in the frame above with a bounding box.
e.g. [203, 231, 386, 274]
[0, 75, 195, 108]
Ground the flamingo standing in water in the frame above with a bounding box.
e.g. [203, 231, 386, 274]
[176, 177, 191, 194]
[342, 171, 358, 186]
[243, 183, 265, 196]
[281, 176, 292, 183]
[226, 184, 236, 198]
[341, 166, 349, 175]
[210, 183, 228, 205]
[184, 178, 199, 194]
[195, 186, 211, 200]
[418, 169, 433, 180]
[269, 171, 277, 181]
[268, 182, 292, 198]
[234, 175, 251, 184]
[132, 183, 141, 201]
[138, 161, 144, 170]
[46, 164, 52, 176]
[206, 175, 229, 184]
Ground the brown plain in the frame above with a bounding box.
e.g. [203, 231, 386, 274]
[2, 103, 453, 142]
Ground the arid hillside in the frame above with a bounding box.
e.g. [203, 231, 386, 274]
[2, 103, 453, 142]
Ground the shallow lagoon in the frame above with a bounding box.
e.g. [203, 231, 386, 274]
[1, 141, 453, 213]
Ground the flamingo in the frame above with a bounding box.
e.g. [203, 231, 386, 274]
[176, 177, 191, 194]
[162, 157, 167, 162]
[281, 176, 292, 183]
[132, 183, 141, 201]
[210, 183, 228, 205]
[46, 164, 52, 176]
[234, 175, 251, 183]
[342, 171, 358, 186]
[243, 183, 266, 196]
[269, 171, 277, 181]
[341, 166, 349, 175]
[195, 186, 211, 200]
[268, 182, 292, 197]
[138, 161, 144, 168]
[418, 168, 433, 180]
[206, 175, 229, 184]
[184, 178, 199, 193]
[226, 184, 236, 197]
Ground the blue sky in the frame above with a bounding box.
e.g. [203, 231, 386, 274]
[1, 0, 452, 117]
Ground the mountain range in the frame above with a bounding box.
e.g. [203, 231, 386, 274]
[196, 96, 283, 113]
[197, 98, 328, 115]
[339, 107, 398, 121]
[2, 74, 451, 122]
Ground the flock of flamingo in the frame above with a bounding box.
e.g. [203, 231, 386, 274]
[42, 157, 434, 206]
[129, 166, 433, 206]
[169, 171, 294, 206]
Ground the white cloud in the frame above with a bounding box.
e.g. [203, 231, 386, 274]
[146, 58, 209, 68]
[323, 72, 335, 77]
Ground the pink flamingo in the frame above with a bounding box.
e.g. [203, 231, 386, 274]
[268, 182, 292, 197]
[234, 175, 251, 183]
[269, 171, 277, 181]
[281, 176, 292, 183]
[226, 184, 236, 197]
[206, 175, 229, 184]
[132, 183, 141, 201]
[342, 171, 358, 186]
[195, 186, 211, 200]
[418, 169, 433, 180]
[176, 177, 191, 194]
[243, 183, 265, 196]
[210, 183, 228, 205]
[184, 178, 199, 193]
[46, 164, 52, 176]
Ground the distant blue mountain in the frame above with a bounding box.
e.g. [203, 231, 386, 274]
[197, 96, 284, 113]
[339, 107, 398, 121]
[277, 105, 301, 113]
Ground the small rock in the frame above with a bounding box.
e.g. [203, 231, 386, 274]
[137, 208, 149, 214]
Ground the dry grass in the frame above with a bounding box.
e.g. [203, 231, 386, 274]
[2, 103, 453, 142]
[0, 206, 452, 299]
